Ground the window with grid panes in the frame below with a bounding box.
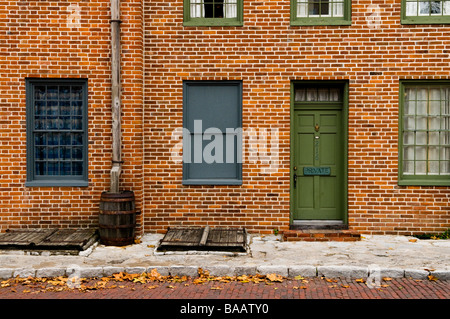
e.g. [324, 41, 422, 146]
[402, 0, 450, 23]
[26, 79, 88, 186]
[399, 82, 450, 186]
[291, 0, 351, 25]
[184, 0, 243, 26]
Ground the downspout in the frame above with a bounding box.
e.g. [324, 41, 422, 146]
[110, 0, 122, 193]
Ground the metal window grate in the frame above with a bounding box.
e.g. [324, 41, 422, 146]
[29, 81, 86, 178]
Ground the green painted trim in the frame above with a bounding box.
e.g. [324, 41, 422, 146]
[290, 0, 352, 26]
[398, 80, 450, 186]
[289, 80, 349, 225]
[25, 78, 89, 187]
[183, 0, 243, 27]
[400, 0, 450, 24]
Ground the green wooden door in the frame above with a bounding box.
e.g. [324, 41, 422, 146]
[292, 109, 344, 221]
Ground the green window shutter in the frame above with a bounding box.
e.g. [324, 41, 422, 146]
[26, 78, 89, 187]
[183, 0, 243, 26]
[290, 0, 352, 26]
[183, 81, 242, 185]
[399, 80, 450, 186]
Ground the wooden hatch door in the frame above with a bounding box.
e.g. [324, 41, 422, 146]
[157, 226, 247, 252]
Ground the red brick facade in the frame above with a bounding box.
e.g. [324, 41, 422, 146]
[0, 0, 449, 236]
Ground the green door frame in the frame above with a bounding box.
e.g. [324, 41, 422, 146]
[290, 80, 349, 225]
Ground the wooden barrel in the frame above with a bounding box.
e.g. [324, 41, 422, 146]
[99, 191, 136, 246]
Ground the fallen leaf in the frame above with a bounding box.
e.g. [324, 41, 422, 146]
[355, 278, 365, 283]
[427, 275, 438, 281]
[266, 273, 284, 282]
[211, 287, 223, 290]
[293, 286, 307, 289]
[382, 277, 393, 281]
[294, 275, 304, 280]
[409, 238, 417, 243]
[325, 278, 338, 283]
[147, 245, 155, 248]
[341, 285, 350, 288]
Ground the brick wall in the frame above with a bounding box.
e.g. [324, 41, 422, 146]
[143, 0, 450, 235]
[0, 0, 143, 231]
[0, 0, 448, 236]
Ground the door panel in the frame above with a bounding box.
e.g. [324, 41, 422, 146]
[292, 109, 344, 221]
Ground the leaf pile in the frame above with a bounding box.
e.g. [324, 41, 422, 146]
[0, 268, 291, 294]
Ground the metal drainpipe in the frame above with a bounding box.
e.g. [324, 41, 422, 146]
[110, 0, 122, 193]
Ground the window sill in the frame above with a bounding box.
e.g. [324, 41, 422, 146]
[25, 180, 89, 187]
[401, 17, 450, 25]
[183, 17, 243, 27]
[398, 179, 450, 187]
[182, 179, 242, 186]
[290, 18, 352, 26]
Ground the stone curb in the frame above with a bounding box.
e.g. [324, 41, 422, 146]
[0, 266, 448, 281]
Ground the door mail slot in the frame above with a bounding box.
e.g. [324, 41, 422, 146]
[303, 167, 331, 176]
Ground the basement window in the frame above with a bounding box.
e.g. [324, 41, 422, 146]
[25, 78, 88, 187]
[184, 0, 243, 26]
[402, 0, 450, 23]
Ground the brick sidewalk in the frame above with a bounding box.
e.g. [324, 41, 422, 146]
[1, 277, 448, 299]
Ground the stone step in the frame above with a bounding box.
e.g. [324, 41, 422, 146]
[282, 229, 361, 242]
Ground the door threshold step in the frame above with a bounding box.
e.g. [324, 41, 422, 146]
[282, 229, 361, 242]
[290, 220, 347, 230]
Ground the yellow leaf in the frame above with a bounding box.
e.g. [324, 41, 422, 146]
[355, 278, 365, 283]
[382, 277, 392, 281]
[325, 278, 337, 283]
[341, 285, 350, 288]
[211, 286, 223, 290]
[266, 273, 284, 282]
[409, 238, 417, 243]
[294, 275, 304, 280]
[427, 275, 438, 281]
